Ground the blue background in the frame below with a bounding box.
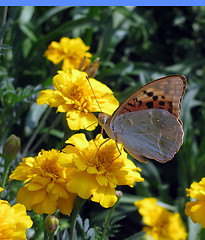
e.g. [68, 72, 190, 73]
[1, 1, 204, 6]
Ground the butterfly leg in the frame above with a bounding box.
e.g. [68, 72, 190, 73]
[113, 142, 123, 162]
[94, 136, 123, 162]
[85, 138, 111, 170]
[95, 127, 104, 141]
[95, 138, 111, 157]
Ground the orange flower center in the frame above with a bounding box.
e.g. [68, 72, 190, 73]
[69, 84, 90, 112]
[41, 158, 64, 178]
[86, 143, 118, 173]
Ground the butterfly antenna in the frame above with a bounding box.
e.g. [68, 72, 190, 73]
[86, 76, 103, 113]
[84, 121, 99, 148]
[85, 121, 98, 130]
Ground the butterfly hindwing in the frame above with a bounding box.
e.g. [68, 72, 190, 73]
[114, 109, 184, 162]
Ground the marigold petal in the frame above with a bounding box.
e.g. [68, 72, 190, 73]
[135, 198, 161, 226]
[89, 78, 119, 115]
[16, 187, 34, 211]
[96, 175, 109, 186]
[9, 160, 33, 181]
[32, 193, 57, 215]
[65, 133, 89, 149]
[27, 179, 49, 191]
[186, 178, 205, 200]
[44, 41, 65, 64]
[53, 70, 73, 93]
[59, 149, 80, 168]
[32, 189, 47, 205]
[117, 169, 144, 186]
[58, 193, 76, 216]
[57, 103, 73, 112]
[185, 177, 205, 228]
[185, 200, 205, 228]
[62, 57, 76, 70]
[91, 186, 117, 208]
[135, 198, 187, 240]
[49, 183, 67, 198]
[66, 172, 98, 199]
[0, 199, 33, 239]
[89, 78, 113, 94]
[12, 203, 33, 228]
[66, 111, 98, 131]
[116, 159, 144, 186]
[37, 89, 63, 107]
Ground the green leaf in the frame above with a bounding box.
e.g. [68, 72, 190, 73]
[25, 103, 48, 136]
[124, 231, 145, 240]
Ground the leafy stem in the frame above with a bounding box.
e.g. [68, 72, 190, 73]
[100, 193, 121, 240]
[70, 196, 87, 240]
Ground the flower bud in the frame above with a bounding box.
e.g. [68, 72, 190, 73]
[84, 57, 101, 78]
[116, 190, 123, 200]
[3, 134, 21, 163]
[143, 234, 155, 240]
[44, 215, 59, 234]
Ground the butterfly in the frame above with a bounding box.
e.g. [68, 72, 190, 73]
[98, 75, 186, 163]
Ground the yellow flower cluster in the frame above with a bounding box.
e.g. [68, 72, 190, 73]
[59, 133, 144, 208]
[37, 69, 119, 130]
[9, 149, 76, 215]
[9, 36, 145, 218]
[0, 188, 33, 239]
[185, 177, 205, 228]
[9, 135, 143, 212]
[135, 198, 187, 240]
[44, 37, 92, 70]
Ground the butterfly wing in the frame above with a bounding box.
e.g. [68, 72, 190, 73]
[110, 75, 186, 126]
[114, 109, 184, 162]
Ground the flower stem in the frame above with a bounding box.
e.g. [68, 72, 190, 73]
[29, 111, 63, 154]
[100, 197, 120, 240]
[44, 230, 54, 240]
[0, 161, 10, 198]
[22, 107, 52, 157]
[70, 196, 86, 240]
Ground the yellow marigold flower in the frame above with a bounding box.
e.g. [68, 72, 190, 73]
[185, 177, 205, 228]
[37, 69, 119, 130]
[0, 197, 33, 239]
[134, 198, 187, 240]
[59, 133, 144, 208]
[44, 37, 92, 70]
[9, 149, 76, 215]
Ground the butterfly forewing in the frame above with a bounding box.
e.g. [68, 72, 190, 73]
[111, 75, 186, 126]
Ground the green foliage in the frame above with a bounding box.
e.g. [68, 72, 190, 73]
[1, 6, 205, 239]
